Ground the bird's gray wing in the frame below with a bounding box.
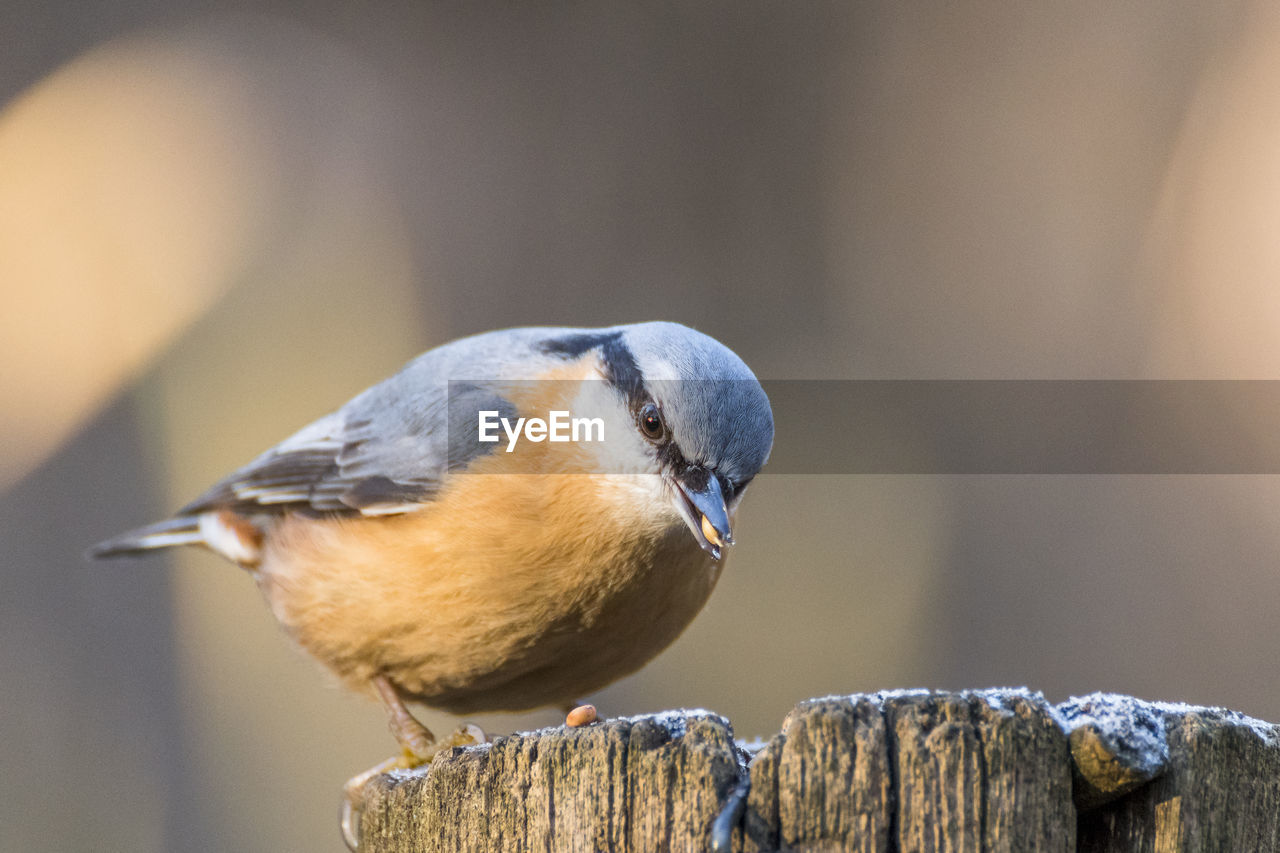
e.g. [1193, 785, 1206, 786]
[176, 379, 517, 518]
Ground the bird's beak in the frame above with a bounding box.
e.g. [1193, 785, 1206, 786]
[670, 468, 733, 560]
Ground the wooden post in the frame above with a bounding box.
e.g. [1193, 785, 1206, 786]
[356, 689, 1280, 852]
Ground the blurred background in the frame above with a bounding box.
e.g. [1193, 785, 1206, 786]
[5, 2, 1280, 850]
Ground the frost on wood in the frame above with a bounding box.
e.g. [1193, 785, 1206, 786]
[737, 689, 1074, 852]
[1058, 693, 1171, 810]
[356, 690, 1280, 853]
[1069, 695, 1280, 852]
[359, 710, 742, 853]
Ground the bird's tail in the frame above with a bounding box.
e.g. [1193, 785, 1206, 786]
[86, 516, 204, 559]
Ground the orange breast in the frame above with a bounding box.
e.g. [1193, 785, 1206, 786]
[253, 365, 723, 713]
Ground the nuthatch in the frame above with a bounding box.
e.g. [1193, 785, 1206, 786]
[90, 321, 773, 846]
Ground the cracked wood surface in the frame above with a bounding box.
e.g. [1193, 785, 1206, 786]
[357, 689, 1280, 852]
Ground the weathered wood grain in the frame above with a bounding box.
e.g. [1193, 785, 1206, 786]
[735, 690, 1073, 853]
[1075, 699, 1280, 852]
[356, 690, 1280, 853]
[742, 694, 892, 853]
[360, 711, 741, 853]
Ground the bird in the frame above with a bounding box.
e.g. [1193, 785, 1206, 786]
[89, 321, 773, 847]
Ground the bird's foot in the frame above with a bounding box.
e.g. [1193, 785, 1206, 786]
[436, 721, 488, 754]
[340, 723, 487, 851]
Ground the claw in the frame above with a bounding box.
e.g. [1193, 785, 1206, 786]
[342, 755, 403, 850]
[452, 722, 486, 748]
[340, 796, 361, 851]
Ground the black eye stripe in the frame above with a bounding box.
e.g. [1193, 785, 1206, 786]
[539, 331, 646, 411]
[542, 332, 740, 486]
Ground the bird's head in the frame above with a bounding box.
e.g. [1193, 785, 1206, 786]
[546, 322, 773, 560]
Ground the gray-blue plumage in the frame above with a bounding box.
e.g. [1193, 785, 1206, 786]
[90, 322, 772, 556]
[620, 322, 774, 495]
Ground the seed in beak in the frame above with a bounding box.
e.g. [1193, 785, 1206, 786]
[701, 513, 725, 548]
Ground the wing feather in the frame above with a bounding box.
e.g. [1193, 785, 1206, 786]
[176, 380, 514, 519]
[90, 325, 608, 558]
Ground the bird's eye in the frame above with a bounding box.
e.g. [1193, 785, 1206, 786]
[638, 402, 665, 441]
